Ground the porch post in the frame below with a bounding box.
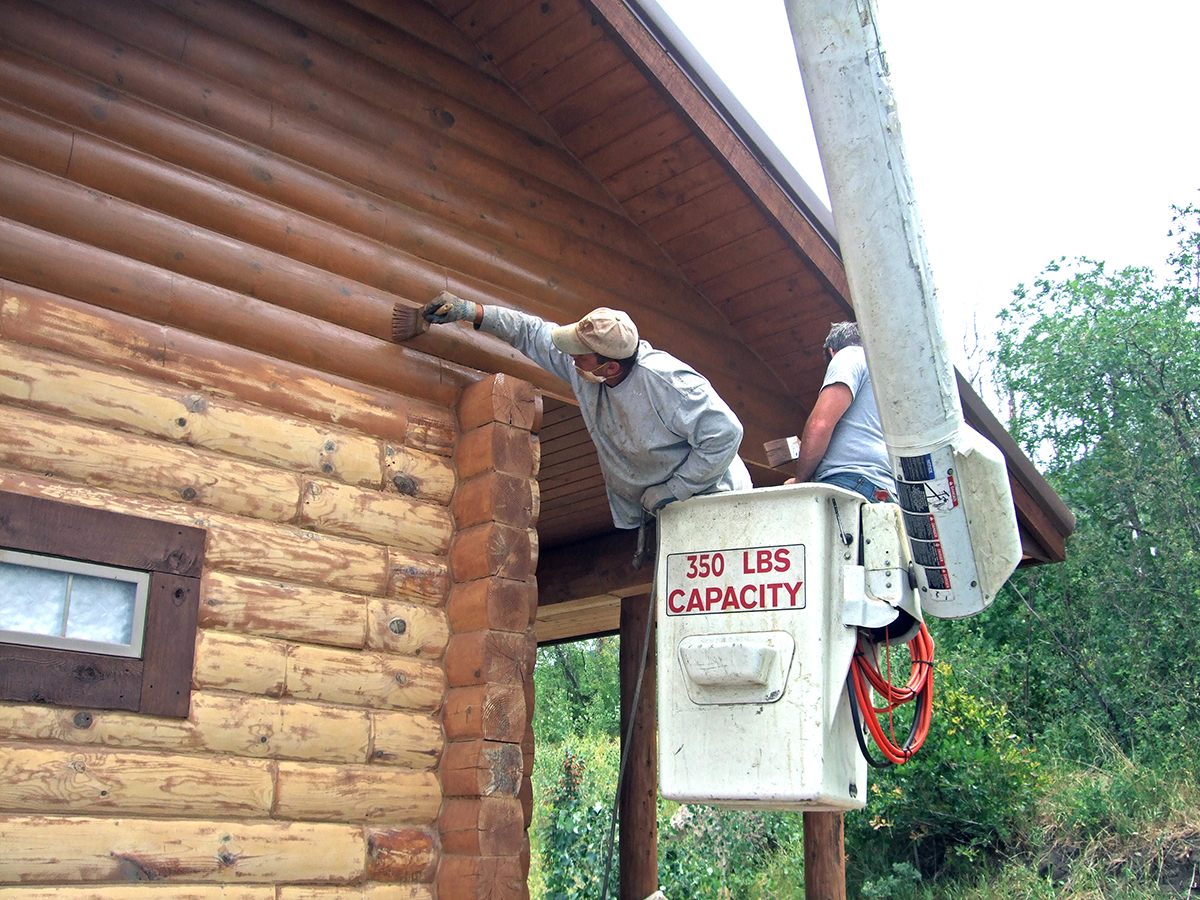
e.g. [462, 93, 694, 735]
[619, 592, 658, 900]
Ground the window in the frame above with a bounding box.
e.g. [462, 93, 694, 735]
[0, 491, 205, 718]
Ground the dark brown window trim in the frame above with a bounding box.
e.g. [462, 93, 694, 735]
[0, 491, 205, 718]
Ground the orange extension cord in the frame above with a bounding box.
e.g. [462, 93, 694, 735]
[850, 622, 935, 765]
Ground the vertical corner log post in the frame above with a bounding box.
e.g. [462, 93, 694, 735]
[619, 592, 658, 900]
[804, 811, 847, 900]
[440, 374, 542, 900]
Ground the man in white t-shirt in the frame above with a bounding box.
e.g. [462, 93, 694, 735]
[788, 322, 895, 501]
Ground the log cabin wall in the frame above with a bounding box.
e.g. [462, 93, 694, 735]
[0, 0, 561, 895]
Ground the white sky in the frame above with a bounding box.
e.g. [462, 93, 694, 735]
[655, 0, 1200, 376]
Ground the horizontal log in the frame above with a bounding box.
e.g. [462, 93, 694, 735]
[365, 598, 449, 660]
[200, 571, 368, 649]
[446, 579, 535, 636]
[443, 685, 525, 743]
[300, 480, 452, 555]
[0, 339, 385, 488]
[437, 856, 525, 900]
[454, 423, 538, 481]
[383, 444, 454, 505]
[274, 761, 440, 824]
[285, 644, 445, 713]
[458, 374, 541, 434]
[0, 743, 273, 818]
[192, 630, 288, 698]
[440, 740, 523, 799]
[450, 524, 538, 584]
[386, 551, 451, 608]
[451, 472, 539, 531]
[0, 888, 274, 899]
[278, 887, 433, 900]
[0, 815, 372, 883]
[364, 827, 440, 883]
[369, 709, 443, 770]
[439, 797, 524, 857]
[535, 596, 622, 644]
[0, 692, 380, 765]
[536, 529, 651, 606]
[0, 282, 456, 455]
[444, 632, 531, 688]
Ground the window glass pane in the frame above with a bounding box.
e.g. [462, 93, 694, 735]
[0, 561, 68, 636]
[66, 573, 137, 645]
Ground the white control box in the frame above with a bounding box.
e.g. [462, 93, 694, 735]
[655, 483, 868, 810]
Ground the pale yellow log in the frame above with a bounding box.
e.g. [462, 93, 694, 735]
[383, 443, 454, 505]
[200, 571, 368, 648]
[0, 693, 377, 765]
[279, 886, 433, 900]
[274, 761, 440, 823]
[0, 403, 302, 523]
[369, 710, 442, 770]
[300, 480, 451, 555]
[0, 469, 392, 595]
[0, 816, 368, 883]
[285, 645, 444, 712]
[0, 744, 273, 818]
[0, 887, 274, 899]
[192, 630, 288, 697]
[0, 339, 384, 486]
[365, 598, 449, 659]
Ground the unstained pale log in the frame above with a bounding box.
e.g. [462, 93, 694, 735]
[451, 471, 539, 531]
[0, 743, 273, 819]
[0, 283, 455, 454]
[200, 570, 368, 649]
[383, 444, 454, 504]
[192, 629, 288, 697]
[446, 579, 535, 635]
[0, 815, 370, 883]
[0, 339, 384, 487]
[365, 598, 449, 659]
[454, 423, 538, 481]
[285, 644, 445, 713]
[370, 709, 443, 770]
[0, 888, 274, 899]
[443, 684, 526, 743]
[458, 374, 540, 434]
[439, 797, 525, 857]
[444, 632, 531, 688]
[274, 761, 440, 824]
[278, 887, 433, 900]
[450, 523, 537, 583]
[386, 551, 451, 608]
[300, 480, 452, 555]
[440, 740, 523, 799]
[0, 403, 303, 524]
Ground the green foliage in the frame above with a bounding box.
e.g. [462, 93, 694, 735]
[533, 639, 621, 744]
[845, 663, 1041, 884]
[987, 202, 1200, 761]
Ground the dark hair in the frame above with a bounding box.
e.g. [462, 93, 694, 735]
[596, 345, 640, 371]
[823, 321, 862, 354]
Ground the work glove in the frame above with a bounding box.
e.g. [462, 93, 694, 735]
[641, 483, 678, 515]
[422, 291, 477, 325]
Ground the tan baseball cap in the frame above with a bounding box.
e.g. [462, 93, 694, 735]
[552, 308, 639, 359]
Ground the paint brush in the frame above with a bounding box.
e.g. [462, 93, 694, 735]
[391, 301, 430, 342]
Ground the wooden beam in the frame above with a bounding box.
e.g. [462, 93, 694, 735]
[619, 593, 658, 900]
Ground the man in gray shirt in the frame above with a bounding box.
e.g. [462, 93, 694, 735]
[789, 322, 895, 501]
[423, 293, 752, 529]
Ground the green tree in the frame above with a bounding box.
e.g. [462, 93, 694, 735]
[986, 202, 1200, 759]
[533, 638, 621, 744]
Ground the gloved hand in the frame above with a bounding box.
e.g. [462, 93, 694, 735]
[641, 483, 678, 515]
[423, 291, 477, 325]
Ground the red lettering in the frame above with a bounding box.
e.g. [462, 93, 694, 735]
[756, 549, 773, 573]
[686, 555, 698, 579]
[668, 589, 685, 614]
[783, 581, 804, 607]
[686, 589, 704, 613]
[705, 586, 723, 610]
[774, 548, 791, 572]
[721, 586, 739, 611]
[742, 551, 754, 574]
[766, 583, 783, 608]
[739, 584, 758, 610]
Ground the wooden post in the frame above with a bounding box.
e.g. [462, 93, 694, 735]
[619, 592, 658, 900]
[803, 811, 846, 900]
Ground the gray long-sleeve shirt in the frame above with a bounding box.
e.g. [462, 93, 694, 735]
[481, 306, 752, 528]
